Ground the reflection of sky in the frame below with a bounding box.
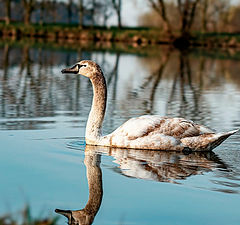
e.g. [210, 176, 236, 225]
[1, 130, 240, 225]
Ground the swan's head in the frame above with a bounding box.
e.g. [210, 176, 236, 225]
[55, 208, 94, 225]
[61, 60, 102, 79]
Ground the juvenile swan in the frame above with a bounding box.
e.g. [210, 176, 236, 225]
[61, 60, 238, 151]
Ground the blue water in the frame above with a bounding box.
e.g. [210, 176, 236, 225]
[0, 44, 240, 224]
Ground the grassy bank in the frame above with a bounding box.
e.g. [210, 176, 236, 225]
[1, 22, 240, 49]
[0, 22, 169, 45]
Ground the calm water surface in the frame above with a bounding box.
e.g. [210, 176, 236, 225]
[0, 43, 240, 225]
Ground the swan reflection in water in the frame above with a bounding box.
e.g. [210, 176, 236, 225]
[94, 146, 228, 184]
[56, 146, 103, 225]
[55, 145, 228, 225]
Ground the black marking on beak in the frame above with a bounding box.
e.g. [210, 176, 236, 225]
[61, 64, 79, 74]
[55, 208, 72, 219]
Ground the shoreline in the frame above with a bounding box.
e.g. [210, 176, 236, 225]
[1, 23, 240, 49]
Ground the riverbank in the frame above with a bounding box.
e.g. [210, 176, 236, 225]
[0, 23, 167, 45]
[2, 37, 240, 63]
[1, 23, 240, 49]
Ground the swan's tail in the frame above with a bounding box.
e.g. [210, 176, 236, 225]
[181, 129, 239, 151]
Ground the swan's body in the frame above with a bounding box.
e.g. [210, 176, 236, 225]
[61, 60, 238, 151]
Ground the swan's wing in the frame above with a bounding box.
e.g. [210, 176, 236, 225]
[111, 115, 213, 140]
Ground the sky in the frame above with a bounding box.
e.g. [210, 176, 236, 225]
[120, 0, 149, 27]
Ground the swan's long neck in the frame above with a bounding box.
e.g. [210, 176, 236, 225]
[86, 73, 107, 144]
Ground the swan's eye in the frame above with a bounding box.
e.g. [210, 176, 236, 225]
[77, 64, 87, 70]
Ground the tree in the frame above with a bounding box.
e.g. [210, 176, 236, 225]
[22, 0, 35, 25]
[78, 0, 84, 28]
[146, 0, 201, 37]
[4, 0, 11, 25]
[112, 0, 122, 28]
[91, 0, 96, 26]
[39, 0, 46, 25]
[177, 0, 200, 36]
[200, 0, 230, 32]
[67, 0, 73, 24]
[102, 0, 113, 26]
[201, 0, 208, 32]
[147, 0, 173, 36]
[50, 0, 57, 23]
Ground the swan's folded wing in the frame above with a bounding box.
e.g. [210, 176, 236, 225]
[111, 115, 213, 140]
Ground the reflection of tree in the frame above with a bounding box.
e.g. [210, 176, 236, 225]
[1, 44, 10, 117]
[1, 43, 240, 131]
[2, 44, 9, 81]
[56, 146, 103, 225]
[0, 44, 78, 129]
[106, 52, 120, 100]
[0, 43, 120, 130]
[141, 50, 171, 113]
[166, 51, 211, 123]
[99, 53, 121, 130]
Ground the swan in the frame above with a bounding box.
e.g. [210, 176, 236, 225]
[61, 60, 238, 151]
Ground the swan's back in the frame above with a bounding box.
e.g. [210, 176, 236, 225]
[100, 115, 237, 151]
[112, 115, 213, 139]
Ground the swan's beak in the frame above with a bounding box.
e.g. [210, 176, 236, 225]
[61, 64, 79, 74]
[55, 208, 72, 219]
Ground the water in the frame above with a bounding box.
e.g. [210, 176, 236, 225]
[0, 42, 240, 225]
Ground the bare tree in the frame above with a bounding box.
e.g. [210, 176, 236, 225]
[50, 0, 57, 23]
[22, 0, 35, 25]
[112, 0, 122, 28]
[4, 0, 11, 25]
[87, 0, 110, 27]
[147, 0, 200, 37]
[67, 0, 73, 24]
[78, 0, 84, 28]
[39, 0, 46, 25]
[200, 0, 230, 32]
[177, 0, 200, 36]
[91, 0, 96, 26]
[201, 0, 208, 32]
[147, 0, 173, 36]
[102, 0, 113, 26]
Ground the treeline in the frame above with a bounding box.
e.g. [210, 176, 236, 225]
[141, 0, 240, 36]
[2, 0, 240, 48]
[0, 0, 122, 28]
[2, 0, 240, 37]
